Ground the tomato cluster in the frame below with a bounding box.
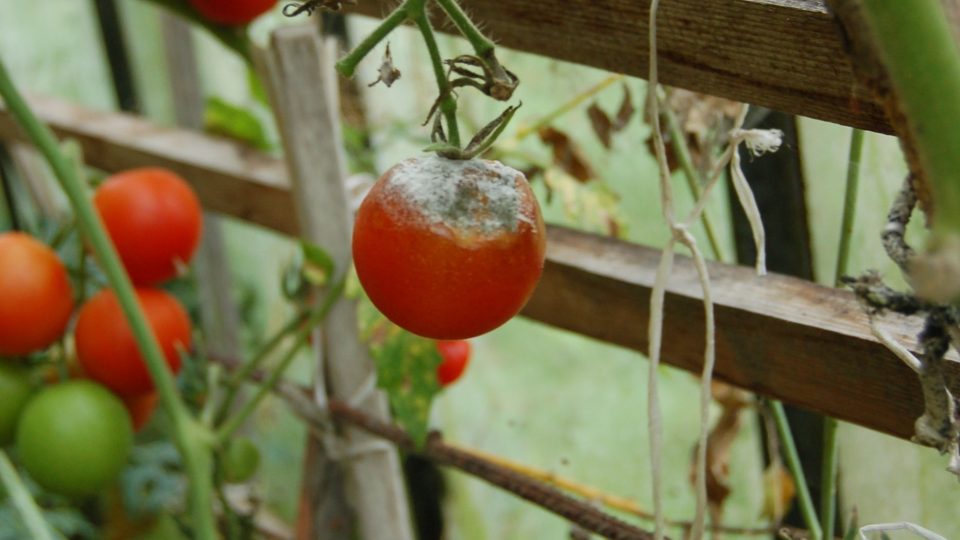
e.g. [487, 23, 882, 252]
[0, 167, 201, 497]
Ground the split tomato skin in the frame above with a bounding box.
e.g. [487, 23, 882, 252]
[189, 0, 277, 25]
[75, 288, 192, 398]
[353, 156, 546, 340]
[436, 340, 471, 387]
[0, 232, 74, 357]
[94, 168, 202, 286]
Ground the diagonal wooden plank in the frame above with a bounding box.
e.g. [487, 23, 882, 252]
[1, 96, 954, 441]
[345, 0, 892, 133]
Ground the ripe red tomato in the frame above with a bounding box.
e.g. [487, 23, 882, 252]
[0, 232, 74, 356]
[123, 392, 158, 432]
[352, 156, 546, 339]
[16, 380, 133, 497]
[75, 288, 192, 397]
[189, 0, 277, 25]
[436, 340, 471, 387]
[94, 168, 202, 286]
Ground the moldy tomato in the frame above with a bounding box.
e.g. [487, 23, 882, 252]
[436, 340, 471, 387]
[75, 288, 191, 397]
[189, 0, 277, 25]
[0, 232, 73, 357]
[353, 156, 545, 340]
[16, 380, 133, 497]
[94, 168, 202, 286]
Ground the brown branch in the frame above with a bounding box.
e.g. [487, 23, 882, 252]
[214, 354, 658, 540]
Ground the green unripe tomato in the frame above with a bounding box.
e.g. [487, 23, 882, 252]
[0, 363, 34, 446]
[222, 437, 260, 484]
[16, 380, 133, 497]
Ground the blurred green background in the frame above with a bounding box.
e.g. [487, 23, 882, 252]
[0, 1, 956, 538]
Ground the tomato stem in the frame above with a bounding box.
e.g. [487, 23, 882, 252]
[335, 2, 410, 78]
[0, 55, 219, 540]
[215, 278, 345, 444]
[434, 0, 493, 57]
[409, 1, 462, 148]
[215, 308, 312, 423]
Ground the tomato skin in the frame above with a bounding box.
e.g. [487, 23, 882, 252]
[123, 392, 158, 432]
[222, 437, 260, 484]
[436, 340, 471, 387]
[352, 157, 546, 339]
[0, 363, 34, 446]
[75, 288, 191, 397]
[0, 232, 74, 356]
[189, 0, 276, 25]
[94, 168, 202, 286]
[16, 380, 133, 497]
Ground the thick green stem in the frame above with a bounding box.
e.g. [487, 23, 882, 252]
[820, 418, 839, 538]
[0, 57, 218, 540]
[434, 0, 494, 56]
[216, 279, 345, 444]
[335, 2, 410, 78]
[410, 1, 461, 147]
[770, 400, 822, 540]
[0, 452, 61, 540]
[856, 2, 960, 235]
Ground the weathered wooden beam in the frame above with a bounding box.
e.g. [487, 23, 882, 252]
[1, 97, 955, 440]
[345, 0, 892, 133]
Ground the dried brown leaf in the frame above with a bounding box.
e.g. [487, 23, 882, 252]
[761, 462, 796, 522]
[690, 382, 752, 517]
[587, 103, 614, 148]
[538, 127, 596, 182]
[613, 83, 636, 130]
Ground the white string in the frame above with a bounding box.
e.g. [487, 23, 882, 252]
[859, 522, 947, 540]
[868, 316, 923, 373]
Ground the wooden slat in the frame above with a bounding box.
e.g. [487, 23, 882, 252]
[1, 96, 956, 440]
[346, 0, 892, 133]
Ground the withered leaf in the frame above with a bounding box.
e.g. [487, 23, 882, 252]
[587, 102, 614, 148]
[368, 43, 401, 88]
[538, 127, 596, 183]
[613, 83, 636, 130]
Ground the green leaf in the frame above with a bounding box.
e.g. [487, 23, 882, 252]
[843, 509, 859, 540]
[369, 325, 442, 447]
[203, 97, 271, 151]
[247, 69, 269, 107]
[300, 241, 335, 287]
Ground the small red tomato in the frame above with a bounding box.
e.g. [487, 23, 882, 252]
[0, 232, 73, 357]
[189, 0, 277, 25]
[352, 156, 546, 339]
[94, 168, 202, 286]
[123, 392, 158, 432]
[75, 288, 192, 397]
[436, 340, 471, 387]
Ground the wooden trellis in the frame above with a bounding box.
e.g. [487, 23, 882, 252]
[1, 2, 957, 538]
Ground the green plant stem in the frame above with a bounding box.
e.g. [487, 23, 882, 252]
[0, 56, 218, 540]
[820, 128, 864, 539]
[335, 2, 410, 78]
[216, 279, 346, 444]
[662, 102, 726, 261]
[856, 2, 960, 234]
[833, 129, 864, 284]
[139, 0, 251, 62]
[434, 0, 494, 56]
[0, 451, 62, 540]
[409, 0, 461, 148]
[770, 400, 822, 540]
[215, 309, 310, 422]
